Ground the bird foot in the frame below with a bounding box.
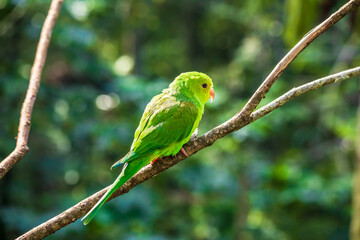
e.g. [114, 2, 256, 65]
[181, 147, 189, 157]
[151, 158, 161, 165]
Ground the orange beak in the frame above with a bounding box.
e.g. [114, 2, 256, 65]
[209, 87, 215, 103]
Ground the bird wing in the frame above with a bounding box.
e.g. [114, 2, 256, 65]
[134, 99, 199, 154]
[112, 94, 199, 168]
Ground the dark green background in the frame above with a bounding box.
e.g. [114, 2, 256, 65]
[1, 0, 360, 239]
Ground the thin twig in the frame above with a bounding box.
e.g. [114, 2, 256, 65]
[0, 0, 64, 179]
[16, 66, 360, 240]
[251, 66, 360, 121]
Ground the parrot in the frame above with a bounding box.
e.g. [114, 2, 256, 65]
[81, 71, 215, 225]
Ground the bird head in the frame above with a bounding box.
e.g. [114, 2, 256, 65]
[170, 71, 215, 105]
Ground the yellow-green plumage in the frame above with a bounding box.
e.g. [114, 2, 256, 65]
[82, 71, 214, 225]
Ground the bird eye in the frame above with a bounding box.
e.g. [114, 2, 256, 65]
[202, 83, 207, 88]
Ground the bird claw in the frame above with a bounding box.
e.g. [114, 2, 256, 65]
[181, 147, 189, 157]
[151, 158, 160, 165]
[151, 148, 189, 165]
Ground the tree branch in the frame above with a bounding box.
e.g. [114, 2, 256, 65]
[0, 0, 64, 179]
[251, 66, 360, 121]
[17, 66, 360, 240]
[186, 0, 360, 150]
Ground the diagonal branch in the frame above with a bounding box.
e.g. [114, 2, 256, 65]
[251, 66, 360, 121]
[0, 0, 64, 179]
[16, 66, 360, 240]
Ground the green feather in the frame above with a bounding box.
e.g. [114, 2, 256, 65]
[82, 160, 149, 225]
[82, 71, 214, 224]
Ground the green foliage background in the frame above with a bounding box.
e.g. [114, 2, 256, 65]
[1, 0, 360, 239]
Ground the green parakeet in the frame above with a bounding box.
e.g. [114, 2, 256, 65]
[82, 71, 215, 225]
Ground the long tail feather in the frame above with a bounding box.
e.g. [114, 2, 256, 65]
[111, 151, 135, 169]
[81, 161, 148, 225]
[111, 151, 152, 170]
